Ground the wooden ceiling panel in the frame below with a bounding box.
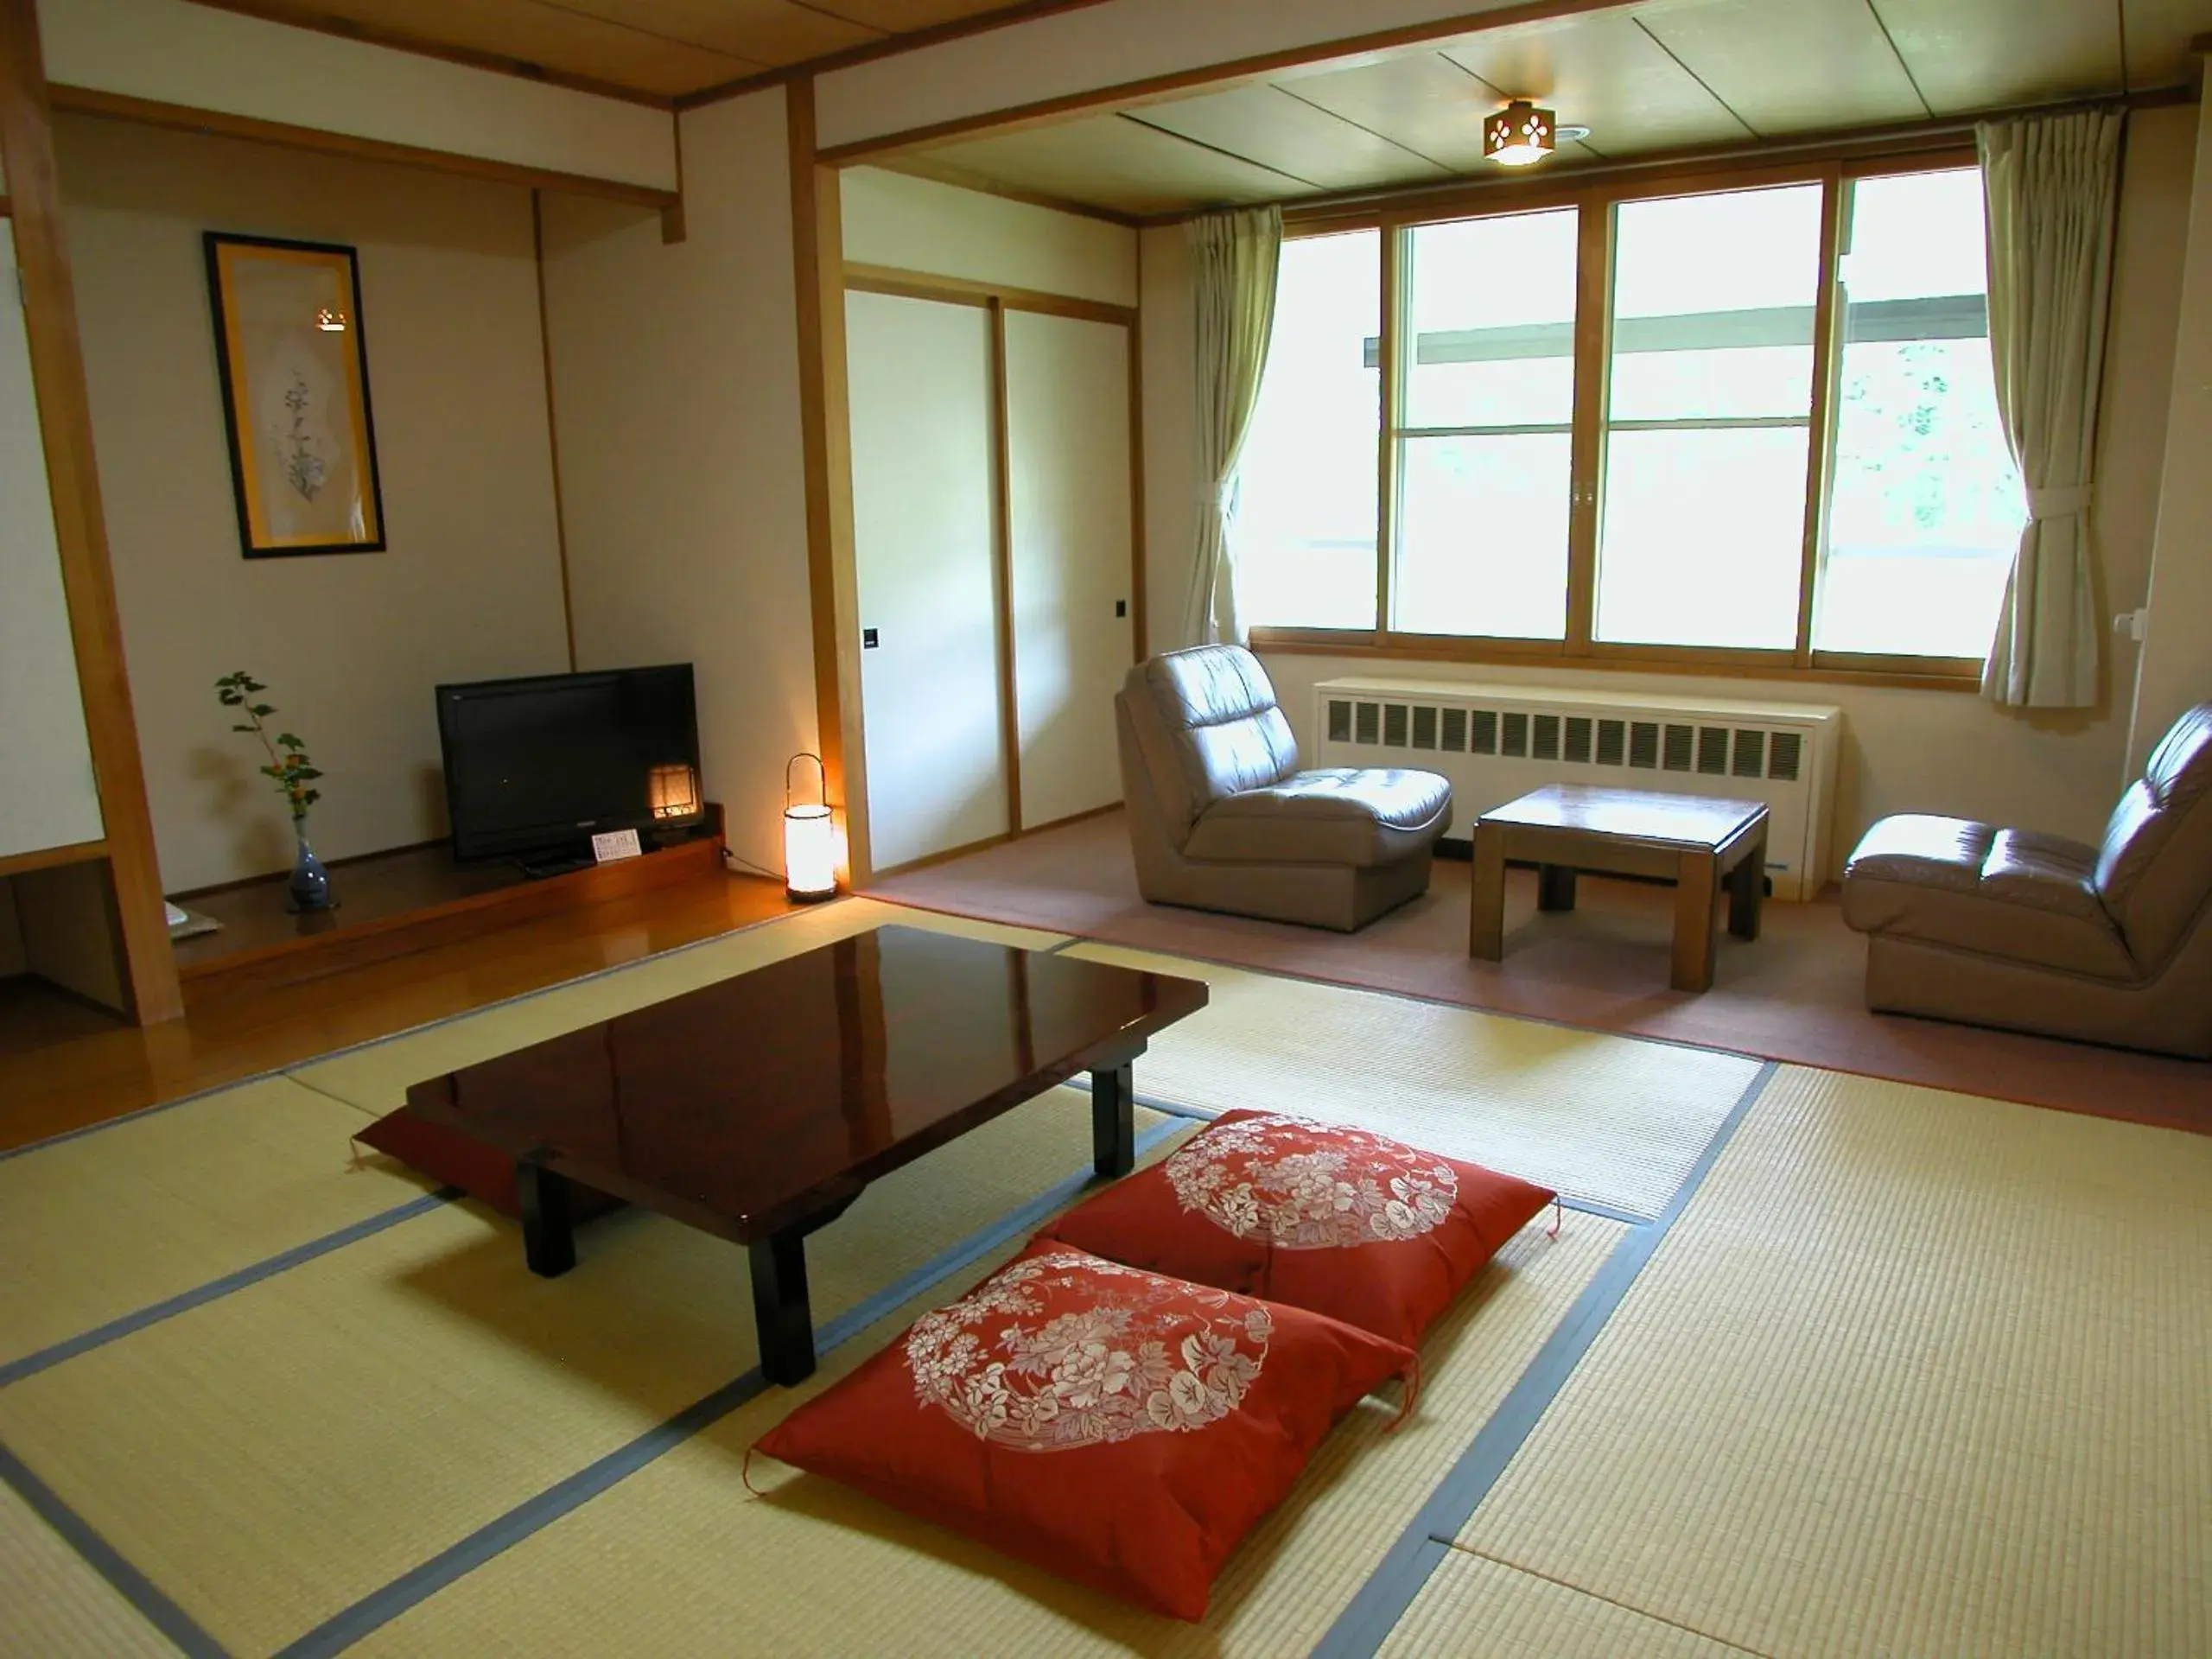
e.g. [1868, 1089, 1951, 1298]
[1635, 0, 1929, 134]
[916, 114, 1311, 216]
[1277, 51, 1527, 170]
[1130, 82, 1450, 192]
[548, 0, 878, 67]
[1872, 0, 2121, 113]
[227, 0, 763, 96]
[2120, 0, 2212, 88]
[1439, 10, 1750, 156]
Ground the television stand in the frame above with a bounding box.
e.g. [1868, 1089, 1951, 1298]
[170, 806, 729, 1004]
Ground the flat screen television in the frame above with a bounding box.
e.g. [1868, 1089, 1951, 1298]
[435, 664, 704, 865]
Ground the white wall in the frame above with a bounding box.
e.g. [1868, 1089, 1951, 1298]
[538, 88, 817, 879]
[841, 167, 1136, 305]
[1139, 107, 2198, 876]
[816, 0, 1625, 152]
[60, 115, 573, 892]
[41, 0, 677, 193]
[2130, 98, 2212, 772]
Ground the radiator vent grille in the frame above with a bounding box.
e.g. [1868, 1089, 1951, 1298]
[1321, 697, 1816, 803]
[1770, 730, 1802, 781]
[1732, 728, 1765, 778]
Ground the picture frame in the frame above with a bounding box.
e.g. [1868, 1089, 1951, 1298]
[203, 232, 386, 557]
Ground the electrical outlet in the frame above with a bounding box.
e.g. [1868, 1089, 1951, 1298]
[862, 627, 879, 648]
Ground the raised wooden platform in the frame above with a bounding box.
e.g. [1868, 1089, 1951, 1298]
[170, 809, 727, 1004]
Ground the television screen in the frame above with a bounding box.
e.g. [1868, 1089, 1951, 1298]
[436, 664, 702, 862]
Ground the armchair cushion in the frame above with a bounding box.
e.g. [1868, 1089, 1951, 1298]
[1841, 814, 2133, 979]
[1136, 646, 1300, 825]
[1183, 768, 1453, 868]
[2093, 703, 2212, 967]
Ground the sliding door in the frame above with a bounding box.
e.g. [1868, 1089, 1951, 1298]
[0, 220, 104, 861]
[1004, 309, 1135, 830]
[845, 289, 1008, 872]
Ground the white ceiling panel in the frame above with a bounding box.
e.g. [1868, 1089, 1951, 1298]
[1872, 0, 2121, 112]
[1281, 48, 1610, 166]
[2121, 0, 2212, 87]
[1635, 0, 1929, 134]
[1130, 82, 1452, 191]
[915, 115, 1312, 217]
[1440, 10, 1751, 155]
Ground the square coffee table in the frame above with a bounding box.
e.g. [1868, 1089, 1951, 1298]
[404, 925, 1208, 1384]
[1467, 785, 1769, 993]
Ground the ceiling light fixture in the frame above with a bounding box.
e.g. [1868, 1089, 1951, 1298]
[1483, 99, 1587, 167]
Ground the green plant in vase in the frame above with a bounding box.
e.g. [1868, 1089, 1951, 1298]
[215, 671, 334, 912]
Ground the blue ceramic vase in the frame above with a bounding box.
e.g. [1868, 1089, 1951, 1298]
[288, 823, 334, 912]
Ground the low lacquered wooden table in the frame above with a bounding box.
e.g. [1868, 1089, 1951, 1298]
[404, 925, 1209, 1384]
[1468, 785, 1769, 993]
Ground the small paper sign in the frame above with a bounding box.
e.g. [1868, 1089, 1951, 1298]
[591, 828, 643, 864]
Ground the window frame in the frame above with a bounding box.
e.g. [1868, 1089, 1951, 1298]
[1248, 143, 1992, 691]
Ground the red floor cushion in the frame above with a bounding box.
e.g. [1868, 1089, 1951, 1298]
[1038, 1109, 1555, 1350]
[353, 1107, 623, 1220]
[752, 1241, 1413, 1621]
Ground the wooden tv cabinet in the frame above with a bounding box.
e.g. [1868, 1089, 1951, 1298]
[170, 806, 727, 1005]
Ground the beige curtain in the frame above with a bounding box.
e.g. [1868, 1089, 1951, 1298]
[1977, 107, 2125, 709]
[1185, 206, 1282, 646]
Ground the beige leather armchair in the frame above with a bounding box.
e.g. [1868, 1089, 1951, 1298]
[1116, 645, 1452, 932]
[1840, 703, 2212, 1058]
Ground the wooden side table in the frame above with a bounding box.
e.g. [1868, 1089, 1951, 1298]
[1468, 785, 1770, 993]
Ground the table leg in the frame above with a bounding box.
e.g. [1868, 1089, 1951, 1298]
[1728, 827, 1768, 941]
[1537, 864, 1578, 912]
[1470, 825, 1507, 960]
[518, 1162, 575, 1278]
[1671, 852, 1719, 993]
[1091, 1063, 1135, 1179]
[750, 1230, 816, 1386]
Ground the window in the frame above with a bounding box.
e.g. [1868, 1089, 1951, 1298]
[1596, 184, 1822, 650]
[1815, 168, 2021, 658]
[1237, 150, 2012, 683]
[1395, 208, 1579, 639]
[1237, 229, 1379, 631]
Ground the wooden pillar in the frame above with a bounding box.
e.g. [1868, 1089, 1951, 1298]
[786, 79, 871, 885]
[0, 0, 181, 1023]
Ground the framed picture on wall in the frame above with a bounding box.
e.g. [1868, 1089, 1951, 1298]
[203, 232, 385, 556]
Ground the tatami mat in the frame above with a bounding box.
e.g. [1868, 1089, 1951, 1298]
[0, 1090, 1159, 1656]
[349, 1213, 1620, 1657]
[0, 1484, 181, 1659]
[0, 1076, 435, 1370]
[1377, 1548, 1746, 1657]
[1065, 943, 1759, 1218]
[1453, 1066, 2212, 1657]
[290, 897, 1068, 1116]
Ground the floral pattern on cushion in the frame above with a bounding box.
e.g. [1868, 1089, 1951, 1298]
[1164, 1113, 1459, 1249]
[906, 1249, 1272, 1451]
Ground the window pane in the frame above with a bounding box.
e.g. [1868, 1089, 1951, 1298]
[1816, 168, 2023, 658]
[1596, 428, 1808, 649]
[1404, 209, 1578, 429]
[1238, 230, 1380, 630]
[1395, 434, 1571, 639]
[1607, 185, 1823, 421]
[1598, 185, 1821, 648]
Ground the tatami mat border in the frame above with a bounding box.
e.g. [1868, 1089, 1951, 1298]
[1314, 1059, 1782, 1659]
[0, 1188, 463, 1390]
[0, 1440, 226, 1659]
[272, 1116, 1189, 1658]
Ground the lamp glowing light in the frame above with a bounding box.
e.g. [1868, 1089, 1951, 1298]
[315, 307, 349, 333]
[783, 752, 838, 903]
[1484, 99, 1557, 167]
[648, 762, 698, 820]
